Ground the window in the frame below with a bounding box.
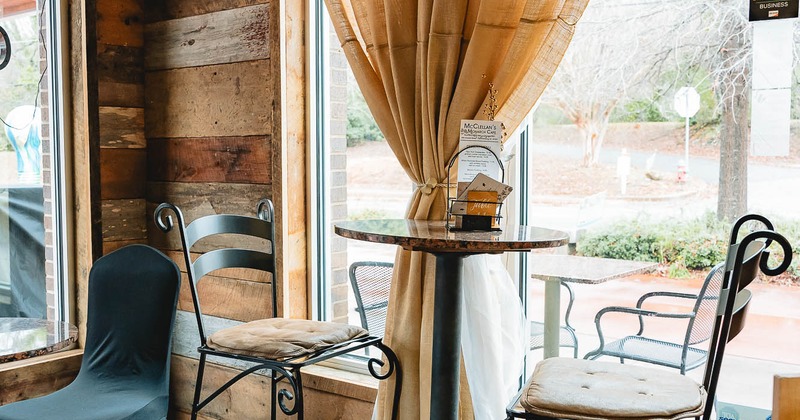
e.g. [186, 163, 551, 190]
[0, 0, 69, 323]
[309, 2, 408, 332]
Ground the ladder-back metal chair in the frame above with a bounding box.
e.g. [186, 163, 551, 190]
[505, 213, 792, 420]
[582, 261, 726, 373]
[349, 261, 392, 337]
[155, 200, 401, 420]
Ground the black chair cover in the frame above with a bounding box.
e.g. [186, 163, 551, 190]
[0, 244, 181, 420]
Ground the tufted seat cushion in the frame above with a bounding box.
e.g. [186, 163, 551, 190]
[520, 358, 706, 420]
[207, 318, 369, 360]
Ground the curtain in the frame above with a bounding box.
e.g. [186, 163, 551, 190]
[324, 1, 589, 418]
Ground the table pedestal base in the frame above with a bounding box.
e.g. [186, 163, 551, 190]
[430, 253, 464, 420]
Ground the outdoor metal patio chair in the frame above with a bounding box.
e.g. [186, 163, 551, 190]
[505, 213, 792, 419]
[530, 281, 579, 358]
[349, 261, 392, 337]
[350, 261, 578, 356]
[582, 261, 726, 374]
[155, 200, 401, 420]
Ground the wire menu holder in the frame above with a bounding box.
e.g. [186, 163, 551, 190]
[446, 145, 505, 232]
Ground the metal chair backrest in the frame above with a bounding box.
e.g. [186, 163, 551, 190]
[154, 199, 276, 347]
[699, 214, 793, 419]
[685, 262, 726, 347]
[349, 261, 392, 337]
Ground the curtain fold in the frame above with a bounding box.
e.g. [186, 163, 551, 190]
[324, 1, 589, 418]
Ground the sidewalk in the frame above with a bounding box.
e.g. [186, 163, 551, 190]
[527, 273, 800, 411]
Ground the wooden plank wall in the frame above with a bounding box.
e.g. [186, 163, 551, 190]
[142, 0, 273, 324]
[142, 3, 288, 417]
[96, 0, 148, 254]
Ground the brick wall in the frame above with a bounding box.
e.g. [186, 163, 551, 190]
[36, 0, 55, 321]
[329, 28, 349, 324]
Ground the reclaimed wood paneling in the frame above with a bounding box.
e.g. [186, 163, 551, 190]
[144, 0, 268, 23]
[148, 136, 270, 183]
[774, 373, 800, 419]
[98, 82, 145, 108]
[169, 355, 375, 420]
[99, 107, 145, 148]
[177, 275, 273, 322]
[145, 60, 272, 139]
[101, 198, 146, 241]
[170, 355, 268, 420]
[147, 181, 269, 251]
[164, 248, 273, 321]
[102, 238, 147, 254]
[97, 43, 144, 107]
[97, 0, 144, 47]
[0, 350, 82, 405]
[165, 250, 267, 283]
[97, 44, 144, 85]
[145, 4, 269, 71]
[271, 0, 307, 319]
[71, 0, 102, 345]
[99, 148, 146, 199]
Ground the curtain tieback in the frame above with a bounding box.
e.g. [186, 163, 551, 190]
[416, 178, 447, 195]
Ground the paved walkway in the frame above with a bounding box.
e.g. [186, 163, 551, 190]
[527, 273, 800, 411]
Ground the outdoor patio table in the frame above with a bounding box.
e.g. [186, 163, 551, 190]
[334, 219, 568, 420]
[529, 254, 658, 358]
[0, 317, 77, 363]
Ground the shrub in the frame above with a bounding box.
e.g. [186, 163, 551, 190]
[577, 213, 757, 271]
[579, 213, 800, 282]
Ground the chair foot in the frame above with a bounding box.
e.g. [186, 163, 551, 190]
[370, 341, 403, 420]
[274, 367, 304, 418]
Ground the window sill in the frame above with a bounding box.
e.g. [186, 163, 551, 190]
[301, 364, 379, 403]
[0, 349, 83, 404]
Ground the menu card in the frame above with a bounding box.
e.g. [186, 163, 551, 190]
[456, 120, 503, 196]
[450, 172, 513, 216]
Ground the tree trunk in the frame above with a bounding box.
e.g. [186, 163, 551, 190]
[578, 117, 610, 167]
[716, 38, 750, 221]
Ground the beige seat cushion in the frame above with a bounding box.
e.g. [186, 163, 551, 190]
[207, 318, 369, 360]
[521, 358, 706, 420]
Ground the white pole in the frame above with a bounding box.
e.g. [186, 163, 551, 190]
[684, 95, 690, 176]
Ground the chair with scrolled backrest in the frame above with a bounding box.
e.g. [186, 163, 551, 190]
[505, 213, 792, 420]
[155, 199, 401, 420]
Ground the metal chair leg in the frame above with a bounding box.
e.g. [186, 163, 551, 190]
[191, 353, 207, 420]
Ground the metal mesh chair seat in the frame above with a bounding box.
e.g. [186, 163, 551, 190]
[529, 321, 578, 357]
[599, 335, 708, 371]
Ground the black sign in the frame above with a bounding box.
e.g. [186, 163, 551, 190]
[750, 0, 799, 21]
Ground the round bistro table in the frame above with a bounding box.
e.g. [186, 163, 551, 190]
[334, 219, 568, 420]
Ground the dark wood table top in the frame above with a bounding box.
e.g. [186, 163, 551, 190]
[335, 219, 569, 254]
[530, 254, 658, 284]
[0, 317, 77, 363]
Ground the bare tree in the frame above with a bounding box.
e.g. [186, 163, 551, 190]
[543, 0, 694, 166]
[543, 0, 799, 219]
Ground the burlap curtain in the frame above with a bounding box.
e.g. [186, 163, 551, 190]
[324, 1, 588, 418]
